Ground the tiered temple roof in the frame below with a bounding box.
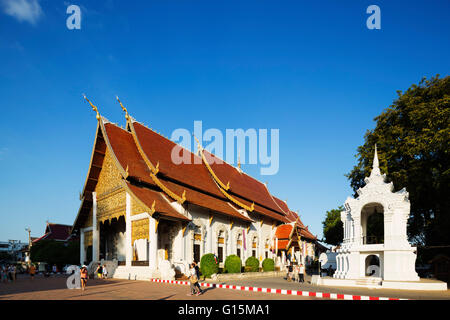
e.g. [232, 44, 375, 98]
[33, 223, 74, 243]
[72, 99, 314, 236]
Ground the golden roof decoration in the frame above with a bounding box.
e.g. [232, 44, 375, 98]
[83, 94, 100, 120]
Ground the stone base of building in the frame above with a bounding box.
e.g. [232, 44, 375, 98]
[112, 266, 156, 281]
[381, 279, 447, 291]
[318, 276, 447, 291]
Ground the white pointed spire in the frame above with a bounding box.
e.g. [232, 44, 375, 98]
[373, 144, 379, 168]
[370, 144, 381, 177]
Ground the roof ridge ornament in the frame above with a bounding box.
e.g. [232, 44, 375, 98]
[83, 94, 100, 120]
[116, 96, 129, 121]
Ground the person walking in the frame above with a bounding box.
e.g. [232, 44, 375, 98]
[29, 264, 36, 281]
[294, 264, 299, 282]
[80, 265, 88, 293]
[287, 262, 293, 282]
[95, 263, 103, 279]
[192, 261, 203, 295]
[188, 264, 200, 296]
[1, 266, 7, 283]
[102, 265, 108, 279]
[299, 263, 305, 283]
[11, 265, 16, 283]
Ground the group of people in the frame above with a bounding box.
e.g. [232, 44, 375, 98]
[286, 262, 305, 283]
[95, 264, 108, 279]
[78, 263, 108, 293]
[0, 264, 17, 283]
[188, 261, 204, 296]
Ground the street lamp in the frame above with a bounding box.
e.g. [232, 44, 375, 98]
[25, 228, 31, 263]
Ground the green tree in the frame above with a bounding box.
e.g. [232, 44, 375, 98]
[322, 206, 344, 245]
[347, 75, 450, 248]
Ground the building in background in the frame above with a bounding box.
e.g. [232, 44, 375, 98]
[0, 240, 28, 262]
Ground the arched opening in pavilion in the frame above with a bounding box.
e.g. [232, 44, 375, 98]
[361, 203, 384, 245]
[365, 254, 381, 277]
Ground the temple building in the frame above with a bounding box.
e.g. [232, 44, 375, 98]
[72, 98, 318, 280]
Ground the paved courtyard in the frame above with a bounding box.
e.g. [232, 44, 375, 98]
[0, 274, 448, 300]
[0, 274, 316, 300]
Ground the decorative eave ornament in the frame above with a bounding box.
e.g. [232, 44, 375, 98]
[116, 96, 129, 121]
[83, 94, 100, 120]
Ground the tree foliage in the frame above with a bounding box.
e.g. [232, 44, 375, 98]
[224, 255, 241, 273]
[30, 240, 79, 267]
[245, 256, 260, 272]
[346, 75, 450, 246]
[200, 253, 219, 278]
[262, 258, 275, 272]
[322, 206, 344, 245]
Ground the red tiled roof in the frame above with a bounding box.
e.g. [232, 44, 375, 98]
[125, 182, 190, 222]
[159, 179, 253, 223]
[73, 117, 312, 231]
[104, 123, 154, 186]
[275, 224, 294, 239]
[132, 122, 225, 199]
[203, 150, 287, 214]
[277, 239, 290, 250]
[33, 223, 72, 243]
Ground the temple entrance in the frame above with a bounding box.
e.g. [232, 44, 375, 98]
[99, 216, 126, 262]
[157, 219, 178, 264]
[361, 203, 384, 244]
[193, 244, 201, 263]
[365, 254, 381, 277]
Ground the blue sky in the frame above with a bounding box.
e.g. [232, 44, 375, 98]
[0, 0, 448, 243]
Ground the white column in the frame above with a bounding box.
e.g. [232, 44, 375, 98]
[125, 192, 132, 267]
[149, 216, 158, 271]
[175, 222, 183, 261]
[92, 192, 100, 262]
[228, 226, 232, 257]
[182, 224, 186, 262]
[206, 222, 212, 254]
[258, 221, 262, 261]
[80, 229, 85, 265]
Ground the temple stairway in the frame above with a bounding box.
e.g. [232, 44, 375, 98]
[355, 277, 382, 287]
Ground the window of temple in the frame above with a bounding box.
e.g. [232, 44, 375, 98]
[194, 231, 202, 263]
[217, 231, 225, 263]
[236, 233, 242, 259]
[252, 236, 257, 258]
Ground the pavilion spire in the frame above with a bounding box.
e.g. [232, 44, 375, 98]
[370, 144, 381, 176]
[83, 94, 100, 120]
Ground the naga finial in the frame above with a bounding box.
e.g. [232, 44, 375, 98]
[83, 94, 100, 120]
[116, 96, 129, 120]
[192, 133, 203, 152]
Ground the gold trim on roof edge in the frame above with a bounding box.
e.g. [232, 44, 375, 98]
[194, 135, 231, 191]
[124, 111, 186, 204]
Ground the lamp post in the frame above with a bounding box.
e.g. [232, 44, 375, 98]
[25, 228, 31, 263]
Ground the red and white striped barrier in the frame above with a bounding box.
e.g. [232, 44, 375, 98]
[150, 278, 406, 300]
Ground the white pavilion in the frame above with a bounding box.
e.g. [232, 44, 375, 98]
[319, 146, 447, 290]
